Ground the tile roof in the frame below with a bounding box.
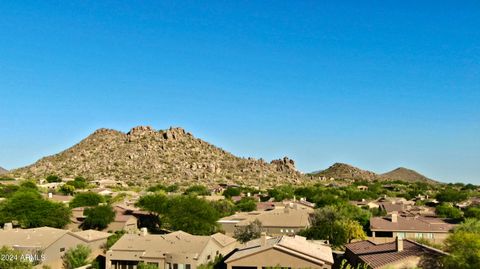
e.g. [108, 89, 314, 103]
[218, 206, 312, 228]
[370, 215, 456, 232]
[73, 230, 112, 242]
[225, 235, 334, 265]
[0, 227, 69, 249]
[345, 239, 446, 268]
[110, 230, 235, 259]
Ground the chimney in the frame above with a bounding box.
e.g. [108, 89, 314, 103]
[3, 223, 12, 230]
[391, 212, 398, 223]
[260, 232, 267, 246]
[140, 227, 148, 236]
[396, 236, 403, 252]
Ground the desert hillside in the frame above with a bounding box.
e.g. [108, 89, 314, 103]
[10, 126, 302, 187]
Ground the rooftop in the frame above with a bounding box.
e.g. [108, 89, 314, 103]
[346, 239, 446, 268]
[370, 214, 457, 232]
[225, 235, 334, 265]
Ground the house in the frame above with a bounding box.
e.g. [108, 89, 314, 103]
[38, 182, 65, 191]
[357, 185, 369, 191]
[351, 199, 380, 209]
[370, 212, 457, 244]
[105, 230, 237, 269]
[218, 203, 313, 237]
[0, 226, 111, 268]
[92, 179, 128, 188]
[224, 234, 333, 269]
[345, 237, 446, 269]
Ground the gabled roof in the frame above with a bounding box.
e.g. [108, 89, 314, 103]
[0, 227, 112, 249]
[370, 215, 456, 232]
[0, 227, 69, 249]
[218, 206, 311, 228]
[110, 230, 235, 259]
[225, 236, 334, 265]
[73, 230, 112, 242]
[346, 239, 446, 268]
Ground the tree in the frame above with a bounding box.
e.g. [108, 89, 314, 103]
[0, 190, 71, 228]
[268, 185, 294, 201]
[70, 192, 105, 208]
[164, 195, 220, 235]
[66, 177, 88, 189]
[223, 187, 241, 198]
[136, 193, 169, 215]
[298, 205, 366, 247]
[0, 246, 34, 269]
[136, 194, 221, 235]
[443, 229, 480, 268]
[105, 230, 126, 250]
[442, 219, 480, 268]
[234, 219, 263, 243]
[465, 206, 480, 219]
[342, 219, 367, 243]
[19, 180, 38, 190]
[436, 188, 469, 203]
[59, 184, 75, 196]
[62, 244, 91, 269]
[435, 203, 463, 219]
[211, 199, 236, 217]
[82, 205, 116, 230]
[184, 185, 210, 196]
[235, 197, 257, 212]
[46, 175, 61, 183]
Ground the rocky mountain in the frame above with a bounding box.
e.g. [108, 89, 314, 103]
[381, 167, 436, 183]
[312, 163, 379, 181]
[0, 166, 8, 175]
[9, 126, 303, 188]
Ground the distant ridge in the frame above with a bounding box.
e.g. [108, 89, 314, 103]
[381, 167, 437, 184]
[311, 163, 437, 184]
[0, 166, 8, 175]
[9, 126, 302, 188]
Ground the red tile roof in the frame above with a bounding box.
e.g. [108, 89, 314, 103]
[345, 239, 445, 268]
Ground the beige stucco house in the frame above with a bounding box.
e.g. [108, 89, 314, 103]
[224, 234, 334, 269]
[218, 203, 313, 237]
[370, 212, 457, 244]
[106, 230, 237, 269]
[0, 226, 111, 268]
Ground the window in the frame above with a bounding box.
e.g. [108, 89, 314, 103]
[207, 255, 211, 260]
[186, 265, 191, 269]
[60, 247, 65, 252]
[173, 264, 178, 269]
[425, 233, 434, 239]
[397, 232, 406, 239]
[415, 233, 423, 238]
[280, 229, 283, 233]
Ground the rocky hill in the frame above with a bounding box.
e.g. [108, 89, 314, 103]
[0, 166, 8, 175]
[311, 163, 436, 184]
[9, 126, 303, 188]
[381, 167, 436, 183]
[312, 163, 379, 181]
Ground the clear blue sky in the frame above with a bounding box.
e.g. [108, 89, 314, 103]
[0, 1, 479, 183]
